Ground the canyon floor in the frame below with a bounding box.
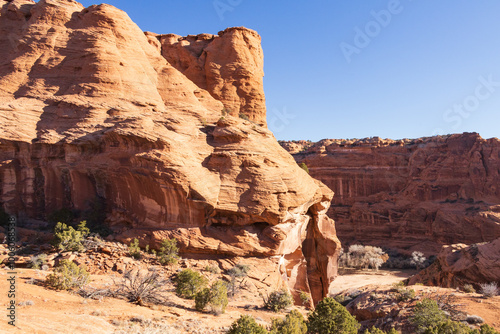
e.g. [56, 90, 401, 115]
[2, 261, 499, 333]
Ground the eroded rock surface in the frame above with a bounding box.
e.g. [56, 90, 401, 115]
[0, 0, 338, 303]
[154, 27, 266, 126]
[409, 238, 500, 287]
[281, 133, 500, 254]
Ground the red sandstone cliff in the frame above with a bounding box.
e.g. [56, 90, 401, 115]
[409, 237, 500, 288]
[147, 27, 266, 127]
[281, 133, 500, 254]
[0, 0, 339, 303]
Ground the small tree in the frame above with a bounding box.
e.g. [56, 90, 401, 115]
[195, 280, 228, 315]
[299, 162, 309, 174]
[175, 269, 207, 299]
[299, 291, 311, 307]
[157, 238, 179, 265]
[411, 251, 427, 271]
[422, 319, 471, 334]
[195, 288, 211, 312]
[128, 238, 142, 260]
[227, 315, 268, 334]
[410, 299, 447, 334]
[264, 289, 293, 312]
[52, 221, 89, 252]
[476, 324, 500, 334]
[46, 260, 90, 290]
[227, 263, 250, 297]
[307, 297, 360, 334]
[269, 309, 307, 334]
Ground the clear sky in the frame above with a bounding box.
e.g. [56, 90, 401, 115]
[78, 0, 500, 141]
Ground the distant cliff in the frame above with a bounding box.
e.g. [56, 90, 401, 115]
[281, 133, 500, 254]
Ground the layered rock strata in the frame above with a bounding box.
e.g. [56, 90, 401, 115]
[409, 238, 500, 287]
[0, 0, 339, 303]
[147, 27, 266, 126]
[282, 133, 500, 254]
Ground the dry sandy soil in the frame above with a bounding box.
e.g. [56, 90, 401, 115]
[1, 267, 499, 333]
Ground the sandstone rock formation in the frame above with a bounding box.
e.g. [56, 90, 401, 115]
[0, 0, 339, 303]
[281, 133, 500, 254]
[409, 238, 500, 288]
[152, 27, 266, 126]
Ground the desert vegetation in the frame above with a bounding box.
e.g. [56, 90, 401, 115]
[339, 244, 388, 271]
[46, 260, 90, 290]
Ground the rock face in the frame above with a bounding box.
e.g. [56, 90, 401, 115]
[281, 133, 500, 254]
[151, 27, 266, 127]
[0, 0, 339, 303]
[409, 238, 500, 288]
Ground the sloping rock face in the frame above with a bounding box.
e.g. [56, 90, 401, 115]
[0, 0, 339, 303]
[149, 27, 266, 127]
[281, 133, 500, 254]
[409, 238, 500, 287]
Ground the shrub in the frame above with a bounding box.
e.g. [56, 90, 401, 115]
[476, 324, 500, 334]
[52, 221, 89, 252]
[195, 288, 211, 312]
[339, 244, 387, 270]
[114, 269, 169, 305]
[269, 309, 307, 334]
[46, 260, 90, 290]
[427, 292, 465, 320]
[299, 163, 309, 174]
[221, 108, 231, 116]
[128, 238, 142, 260]
[239, 113, 250, 121]
[195, 280, 228, 315]
[307, 297, 360, 334]
[422, 319, 471, 334]
[28, 254, 48, 269]
[227, 263, 250, 297]
[264, 289, 293, 312]
[410, 299, 447, 333]
[395, 288, 416, 302]
[157, 238, 179, 265]
[175, 269, 207, 299]
[204, 264, 220, 274]
[208, 280, 228, 315]
[479, 282, 498, 298]
[227, 315, 267, 334]
[462, 284, 476, 293]
[410, 251, 427, 271]
[299, 291, 311, 306]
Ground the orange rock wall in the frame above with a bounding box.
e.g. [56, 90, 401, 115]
[282, 133, 500, 253]
[0, 0, 338, 304]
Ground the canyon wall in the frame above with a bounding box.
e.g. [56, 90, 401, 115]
[0, 0, 339, 303]
[282, 133, 500, 254]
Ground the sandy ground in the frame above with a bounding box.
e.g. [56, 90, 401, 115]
[1, 268, 498, 333]
[329, 268, 415, 294]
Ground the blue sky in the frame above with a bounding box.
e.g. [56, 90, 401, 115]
[78, 0, 500, 141]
